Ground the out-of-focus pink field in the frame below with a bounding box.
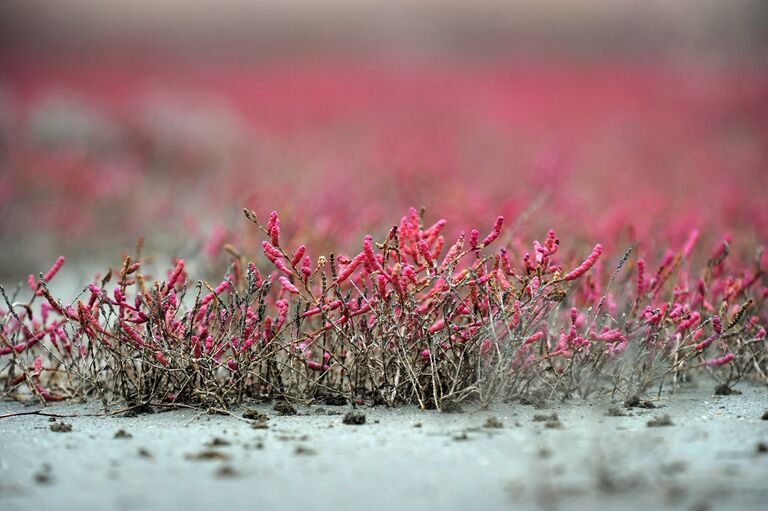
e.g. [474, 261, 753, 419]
[2, 58, 767, 277]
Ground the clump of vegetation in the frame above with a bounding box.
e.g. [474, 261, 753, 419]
[0, 207, 765, 412]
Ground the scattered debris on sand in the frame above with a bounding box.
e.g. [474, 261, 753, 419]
[215, 465, 239, 478]
[484, 416, 504, 428]
[186, 450, 232, 461]
[205, 437, 231, 447]
[273, 401, 297, 416]
[33, 464, 53, 485]
[137, 447, 153, 459]
[243, 408, 268, 421]
[50, 422, 72, 433]
[343, 411, 366, 425]
[714, 384, 741, 396]
[294, 445, 317, 456]
[320, 394, 348, 406]
[250, 420, 269, 430]
[114, 429, 132, 439]
[624, 396, 656, 409]
[647, 415, 674, 427]
[533, 412, 559, 422]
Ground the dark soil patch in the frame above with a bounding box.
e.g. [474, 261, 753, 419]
[186, 450, 232, 461]
[762, 411, 768, 420]
[714, 384, 741, 396]
[250, 420, 269, 430]
[137, 447, 153, 459]
[123, 402, 155, 417]
[484, 416, 504, 428]
[757, 442, 768, 454]
[520, 390, 548, 409]
[273, 401, 297, 416]
[33, 464, 53, 485]
[544, 421, 563, 429]
[294, 445, 317, 456]
[606, 406, 626, 417]
[215, 465, 239, 478]
[205, 437, 231, 447]
[243, 408, 268, 421]
[343, 411, 366, 425]
[114, 429, 132, 439]
[647, 415, 674, 427]
[320, 394, 348, 406]
[532, 412, 558, 422]
[50, 422, 72, 433]
[624, 396, 656, 409]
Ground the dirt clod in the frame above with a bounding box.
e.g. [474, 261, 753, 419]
[647, 415, 674, 427]
[295, 445, 317, 456]
[206, 437, 231, 447]
[624, 396, 655, 409]
[114, 429, 132, 439]
[243, 408, 268, 421]
[762, 411, 768, 420]
[33, 464, 53, 485]
[343, 411, 366, 425]
[50, 422, 72, 433]
[250, 420, 269, 430]
[137, 447, 153, 459]
[532, 412, 558, 422]
[484, 416, 504, 428]
[186, 450, 232, 461]
[714, 384, 741, 396]
[321, 394, 348, 406]
[215, 465, 239, 478]
[757, 442, 768, 454]
[273, 401, 297, 416]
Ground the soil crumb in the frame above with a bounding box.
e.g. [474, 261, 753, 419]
[343, 411, 366, 425]
[33, 464, 53, 485]
[714, 384, 741, 396]
[624, 396, 656, 409]
[114, 429, 132, 439]
[186, 450, 232, 461]
[250, 420, 269, 430]
[50, 422, 72, 433]
[295, 445, 317, 456]
[274, 401, 297, 416]
[762, 411, 768, 420]
[532, 412, 559, 422]
[243, 408, 268, 421]
[520, 390, 548, 409]
[757, 442, 768, 454]
[647, 415, 674, 427]
[320, 394, 348, 406]
[484, 416, 504, 428]
[215, 465, 239, 478]
[137, 447, 153, 459]
[205, 437, 231, 447]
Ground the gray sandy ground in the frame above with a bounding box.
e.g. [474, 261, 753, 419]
[1, 383, 766, 511]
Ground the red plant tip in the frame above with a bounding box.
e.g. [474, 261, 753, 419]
[279, 276, 300, 295]
[524, 331, 545, 345]
[683, 229, 699, 258]
[636, 257, 645, 297]
[712, 315, 722, 334]
[469, 229, 480, 249]
[703, 353, 734, 366]
[42, 256, 66, 284]
[417, 240, 435, 269]
[481, 216, 504, 246]
[291, 245, 306, 267]
[564, 244, 603, 281]
[155, 351, 169, 367]
[167, 259, 185, 290]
